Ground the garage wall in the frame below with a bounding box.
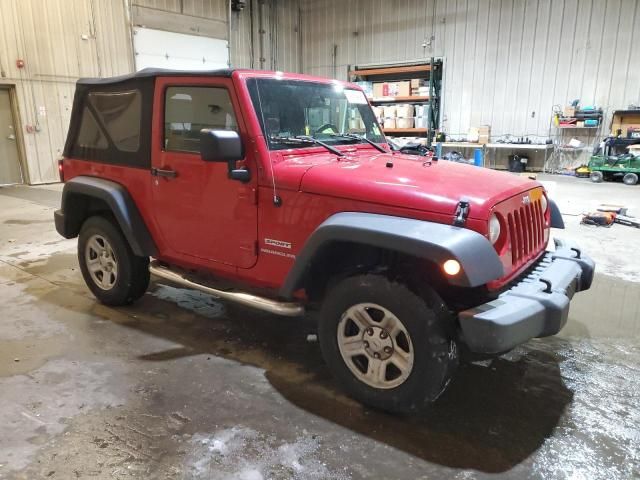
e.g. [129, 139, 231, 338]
[0, 0, 133, 184]
[131, 0, 229, 40]
[0, 0, 268, 184]
[131, 0, 301, 72]
[230, 0, 302, 72]
[297, 0, 640, 160]
[133, 0, 227, 18]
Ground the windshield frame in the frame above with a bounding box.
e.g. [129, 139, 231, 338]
[246, 77, 387, 152]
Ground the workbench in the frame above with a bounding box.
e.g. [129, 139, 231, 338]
[439, 143, 483, 164]
[439, 142, 554, 171]
[485, 143, 554, 171]
[441, 142, 483, 149]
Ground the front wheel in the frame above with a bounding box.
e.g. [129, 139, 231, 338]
[78, 216, 150, 306]
[318, 274, 457, 413]
[623, 172, 638, 185]
[590, 171, 604, 183]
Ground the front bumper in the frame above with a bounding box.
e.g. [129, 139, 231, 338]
[458, 238, 595, 354]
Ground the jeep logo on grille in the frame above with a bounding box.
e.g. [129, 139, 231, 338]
[522, 195, 531, 205]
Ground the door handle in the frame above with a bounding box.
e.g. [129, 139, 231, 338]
[151, 167, 178, 178]
[7, 134, 15, 140]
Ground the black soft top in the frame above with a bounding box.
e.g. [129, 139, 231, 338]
[76, 67, 235, 86]
[65, 68, 240, 167]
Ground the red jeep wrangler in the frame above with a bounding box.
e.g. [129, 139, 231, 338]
[55, 68, 594, 412]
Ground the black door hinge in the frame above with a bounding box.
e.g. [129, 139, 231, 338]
[453, 197, 470, 226]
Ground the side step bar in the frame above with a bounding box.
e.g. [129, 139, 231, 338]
[149, 262, 305, 317]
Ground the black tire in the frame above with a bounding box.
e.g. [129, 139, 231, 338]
[318, 274, 457, 413]
[590, 171, 604, 183]
[78, 215, 150, 306]
[623, 173, 638, 186]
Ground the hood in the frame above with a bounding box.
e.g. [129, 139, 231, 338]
[288, 149, 540, 220]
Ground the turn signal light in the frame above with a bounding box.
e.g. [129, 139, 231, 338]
[443, 259, 461, 276]
[58, 158, 64, 182]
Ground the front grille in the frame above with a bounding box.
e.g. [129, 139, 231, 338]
[507, 198, 545, 266]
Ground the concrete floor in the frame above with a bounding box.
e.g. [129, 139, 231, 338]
[0, 175, 638, 480]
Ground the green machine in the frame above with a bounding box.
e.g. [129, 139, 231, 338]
[588, 153, 640, 185]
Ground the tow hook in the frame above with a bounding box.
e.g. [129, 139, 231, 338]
[453, 197, 470, 226]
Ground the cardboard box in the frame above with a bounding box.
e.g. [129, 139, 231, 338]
[373, 83, 385, 98]
[563, 106, 576, 117]
[395, 81, 411, 97]
[470, 125, 491, 144]
[372, 81, 412, 98]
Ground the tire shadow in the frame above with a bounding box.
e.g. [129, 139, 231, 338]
[30, 278, 573, 474]
[267, 348, 572, 473]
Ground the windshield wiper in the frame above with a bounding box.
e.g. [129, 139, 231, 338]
[327, 133, 387, 153]
[269, 135, 344, 157]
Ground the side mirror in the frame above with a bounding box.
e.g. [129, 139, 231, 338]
[200, 129, 244, 162]
[200, 129, 250, 183]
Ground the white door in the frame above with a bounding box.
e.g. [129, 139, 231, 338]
[133, 27, 229, 71]
[0, 89, 23, 185]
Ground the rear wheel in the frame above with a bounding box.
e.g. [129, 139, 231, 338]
[78, 216, 149, 306]
[623, 173, 638, 185]
[590, 171, 604, 183]
[318, 274, 457, 413]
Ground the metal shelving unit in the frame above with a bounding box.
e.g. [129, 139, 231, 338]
[348, 58, 442, 146]
[549, 109, 604, 173]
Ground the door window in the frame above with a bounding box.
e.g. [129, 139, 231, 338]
[164, 86, 238, 153]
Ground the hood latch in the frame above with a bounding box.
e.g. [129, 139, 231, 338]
[453, 197, 470, 226]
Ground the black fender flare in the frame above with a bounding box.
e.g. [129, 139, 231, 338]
[549, 199, 565, 229]
[55, 176, 157, 256]
[279, 212, 504, 298]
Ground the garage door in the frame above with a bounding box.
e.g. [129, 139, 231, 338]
[133, 27, 229, 71]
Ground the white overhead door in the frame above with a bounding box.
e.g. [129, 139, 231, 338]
[133, 27, 229, 71]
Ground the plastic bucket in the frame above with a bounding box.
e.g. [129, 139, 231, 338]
[383, 118, 396, 129]
[414, 116, 429, 128]
[395, 104, 414, 118]
[396, 117, 414, 129]
[383, 105, 397, 118]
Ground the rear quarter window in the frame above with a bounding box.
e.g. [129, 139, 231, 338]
[87, 90, 142, 152]
[67, 85, 151, 168]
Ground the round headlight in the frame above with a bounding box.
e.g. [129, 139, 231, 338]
[540, 194, 548, 213]
[489, 214, 501, 244]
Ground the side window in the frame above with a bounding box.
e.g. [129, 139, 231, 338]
[86, 90, 141, 152]
[76, 106, 108, 150]
[164, 86, 238, 153]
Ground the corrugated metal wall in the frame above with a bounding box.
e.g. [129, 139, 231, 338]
[0, 0, 295, 183]
[230, 0, 301, 72]
[133, 0, 227, 19]
[131, 0, 228, 39]
[0, 0, 132, 184]
[298, 0, 640, 166]
[3, 0, 637, 182]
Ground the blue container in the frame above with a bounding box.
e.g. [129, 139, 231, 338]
[474, 148, 483, 167]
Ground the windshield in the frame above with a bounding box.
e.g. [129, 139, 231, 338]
[247, 78, 386, 150]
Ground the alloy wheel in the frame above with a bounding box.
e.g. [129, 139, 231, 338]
[85, 234, 118, 290]
[337, 303, 414, 389]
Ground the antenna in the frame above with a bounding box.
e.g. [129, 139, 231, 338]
[255, 80, 281, 207]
